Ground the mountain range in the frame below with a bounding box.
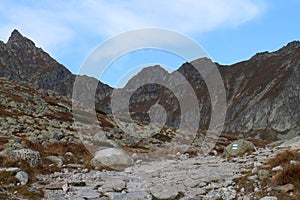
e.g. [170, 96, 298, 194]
[0, 29, 299, 141]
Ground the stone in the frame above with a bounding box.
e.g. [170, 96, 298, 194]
[224, 140, 255, 156]
[275, 183, 294, 193]
[9, 148, 41, 167]
[45, 183, 64, 190]
[46, 156, 63, 168]
[150, 185, 181, 200]
[90, 148, 134, 171]
[258, 169, 270, 180]
[0, 167, 21, 172]
[15, 171, 29, 185]
[260, 196, 278, 200]
[62, 182, 69, 193]
[272, 166, 283, 171]
[80, 191, 100, 199]
[93, 132, 114, 147]
[99, 179, 126, 192]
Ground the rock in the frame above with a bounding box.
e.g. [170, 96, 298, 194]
[45, 183, 64, 190]
[90, 148, 133, 171]
[290, 160, 299, 165]
[46, 156, 63, 168]
[258, 169, 270, 180]
[9, 148, 41, 167]
[150, 185, 181, 200]
[123, 192, 152, 200]
[80, 191, 100, 199]
[278, 136, 300, 150]
[15, 171, 29, 185]
[224, 140, 255, 156]
[0, 167, 21, 172]
[272, 166, 283, 171]
[65, 152, 73, 156]
[93, 132, 115, 147]
[99, 179, 126, 192]
[275, 183, 294, 193]
[62, 182, 69, 193]
[260, 196, 278, 200]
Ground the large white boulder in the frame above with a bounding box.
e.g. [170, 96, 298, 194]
[90, 148, 133, 171]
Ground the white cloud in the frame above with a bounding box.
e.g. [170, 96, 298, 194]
[0, 0, 265, 56]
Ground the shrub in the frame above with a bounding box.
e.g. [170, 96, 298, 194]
[267, 150, 300, 168]
[271, 163, 300, 185]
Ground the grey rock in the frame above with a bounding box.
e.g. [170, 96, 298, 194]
[150, 185, 181, 200]
[258, 169, 270, 180]
[260, 196, 278, 200]
[15, 170, 29, 185]
[225, 140, 255, 156]
[46, 156, 64, 168]
[90, 148, 134, 171]
[272, 165, 283, 171]
[274, 183, 294, 193]
[9, 148, 41, 167]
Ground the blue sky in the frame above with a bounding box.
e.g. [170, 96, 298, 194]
[0, 0, 299, 87]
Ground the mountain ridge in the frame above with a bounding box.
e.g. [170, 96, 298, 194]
[0, 29, 299, 140]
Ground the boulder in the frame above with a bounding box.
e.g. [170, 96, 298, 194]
[9, 148, 41, 167]
[15, 171, 29, 185]
[90, 148, 133, 171]
[224, 139, 255, 156]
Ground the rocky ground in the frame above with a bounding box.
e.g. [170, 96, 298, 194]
[9, 143, 300, 200]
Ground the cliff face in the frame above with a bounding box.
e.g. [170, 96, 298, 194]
[0, 30, 299, 140]
[219, 41, 300, 139]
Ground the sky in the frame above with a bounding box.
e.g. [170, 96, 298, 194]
[0, 0, 299, 87]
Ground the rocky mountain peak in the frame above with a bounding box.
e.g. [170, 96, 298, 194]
[7, 29, 35, 49]
[277, 40, 300, 54]
[8, 29, 23, 41]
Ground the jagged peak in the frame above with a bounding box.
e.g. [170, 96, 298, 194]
[278, 40, 300, 54]
[7, 29, 35, 48]
[8, 29, 24, 41]
[252, 40, 300, 60]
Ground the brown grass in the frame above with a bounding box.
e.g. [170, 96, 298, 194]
[0, 171, 19, 185]
[267, 150, 300, 168]
[246, 138, 269, 148]
[271, 163, 300, 185]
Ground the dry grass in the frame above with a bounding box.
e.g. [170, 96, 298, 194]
[271, 163, 300, 185]
[246, 137, 269, 148]
[267, 150, 300, 168]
